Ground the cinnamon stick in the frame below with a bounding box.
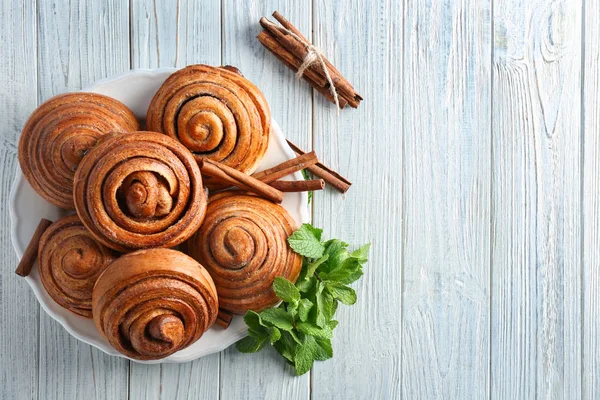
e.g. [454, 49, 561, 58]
[257, 31, 349, 108]
[270, 179, 325, 192]
[216, 309, 233, 329]
[252, 151, 319, 183]
[200, 159, 284, 204]
[286, 140, 352, 193]
[258, 12, 362, 108]
[272, 11, 309, 42]
[201, 164, 244, 188]
[15, 218, 53, 277]
[271, 11, 362, 106]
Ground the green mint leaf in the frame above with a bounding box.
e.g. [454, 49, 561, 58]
[323, 239, 349, 251]
[260, 308, 294, 331]
[236, 335, 267, 353]
[289, 329, 302, 345]
[313, 337, 333, 361]
[247, 327, 265, 339]
[320, 258, 360, 282]
[306, 254, 329, 277]
[293, 350, 314, 375]
[243, 311, 264, 332]
[295, 259, 310, 283]
[288, 224, 324, 258]
[330, 298, 339, 318]
[315, 283, 335, 327]
[322, 239, 349, 271]
[296, 276, 317, 293]
[273, 276, 301, 304]
[296, 321, 335, 339]
[350, 243, 371, 263]
[326, 282, 357, 305]
[292, 333, 334, 375]
[286, 301, 298, 319]
[273, 332, 297, 362]
[293, 335, 318, 375]
[244, 311, 281, 344]
[267, 326, 281, 344]
[337, 267, 364, 285]
[298, 298, 313, 322]
[306, 224, 323, 241]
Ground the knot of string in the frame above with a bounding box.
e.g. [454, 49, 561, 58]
[262, 19, 340, 110]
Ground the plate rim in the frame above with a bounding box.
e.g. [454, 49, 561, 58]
[9, 67, 309, 363]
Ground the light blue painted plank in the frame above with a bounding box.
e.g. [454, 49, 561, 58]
[223, 1, 313, 151]
[400, 1, 492, 398]
[131, 0, 221, 69]
[402, 1, 491, 399]
[311, 0, 402, 399]
[0, 1, 39, 399]
[583, 0, 599, 397]
[219, 1, 312, 399]
[129, 1, 221, 398]
[5, 1, 591, 399]
[36, 0, 131, 399]
[491, 1, 583, 398]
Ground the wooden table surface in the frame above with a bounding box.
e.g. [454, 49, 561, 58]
[1, 1, 598, 399]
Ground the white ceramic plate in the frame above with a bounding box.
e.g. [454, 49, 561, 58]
[9, 68, 309, 363]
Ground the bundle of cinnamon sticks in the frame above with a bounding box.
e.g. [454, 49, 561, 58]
[257, 11, 362, 109]
[199, 140, 351, 198]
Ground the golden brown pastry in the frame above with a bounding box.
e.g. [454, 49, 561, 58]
[73, 131, 207, 252]
[186, 191, 302, 314]
[18, 93, 139, 209]
[92, 248, 218, 360]
[38, 215, 117, 318]
[146, 65, 270, 186]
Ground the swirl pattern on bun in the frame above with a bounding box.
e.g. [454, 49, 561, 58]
[73, 131, 207, 252]
[146, 65, 270, 186]
[92, 249, 218, 360]
[38, 215, 117, 317]
[18, 93, 139, 209]
[186, 192, 302, 314]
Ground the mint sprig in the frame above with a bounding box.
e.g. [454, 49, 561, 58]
[236, 223, 370, 375]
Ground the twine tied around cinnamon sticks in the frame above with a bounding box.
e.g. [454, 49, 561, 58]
[260, 18, 340, 110]
[258, 11, 362, 109]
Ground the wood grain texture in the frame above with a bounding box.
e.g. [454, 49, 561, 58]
[583, 0, 599, 397]
[131, 0, 220, 68]
[0, 1, 39, 400]
[3, 1, 596, 399]
[491, 1, 582, 398]
[128, 1, 221, 399]
[311, 0, 402, 399]
[400, 1, 491, 398]
[219, 1, 312, 399]
[36, 0, 130, 398]
[129, 361, 219, 400]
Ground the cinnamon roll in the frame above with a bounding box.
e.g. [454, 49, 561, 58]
[92, 248, 218, 360]
[38, 215, 117, 318]
[146, 65, 270, 186]
[186, 192, 302, 314]
[18, 93, 139, 209]
[73, 131, 207, 252]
